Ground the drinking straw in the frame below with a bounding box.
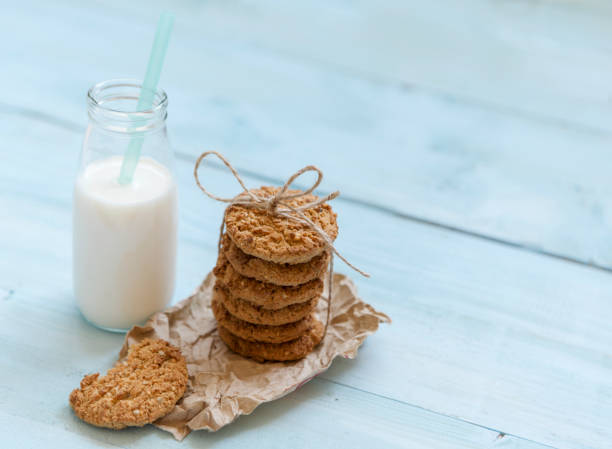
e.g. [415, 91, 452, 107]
[118, 11, 175, 185]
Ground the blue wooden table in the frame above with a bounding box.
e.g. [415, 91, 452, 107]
[2, 1, 611, 448]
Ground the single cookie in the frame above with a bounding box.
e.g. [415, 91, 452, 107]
[215, 282, 318, 325]
[214, 252, 324, 310]
[224, 186, 338, 264]
[69, 339, 188, 429]
[222, 233, 330, 286]
[218, 318, 324, 362]
[212, 293, 313, 343]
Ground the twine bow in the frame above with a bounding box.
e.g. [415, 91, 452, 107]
[194, 151, 370, 339]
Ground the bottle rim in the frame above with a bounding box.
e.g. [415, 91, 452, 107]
[87, 79, 168, 132]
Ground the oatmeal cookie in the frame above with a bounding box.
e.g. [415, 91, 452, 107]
[214, 252, 323, 309]
[224, 186, 338, 264]
[214, 282, 318, 325]
[69, 339, 188, 429]
[222, 233, 330, 286]
[212, 294, 313, 343]
[218, 319, 324, 362]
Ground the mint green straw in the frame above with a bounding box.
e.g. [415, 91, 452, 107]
[118, 12, 175, 185]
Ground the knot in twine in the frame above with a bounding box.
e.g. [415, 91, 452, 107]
[194, 151, 370, 339]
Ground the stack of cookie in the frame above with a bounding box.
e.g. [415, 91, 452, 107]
[212, 186, 338, 362]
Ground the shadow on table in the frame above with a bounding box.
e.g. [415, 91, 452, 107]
[65, 303, 126, 358]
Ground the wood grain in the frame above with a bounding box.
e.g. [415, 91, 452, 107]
[2, 1, 611, 448]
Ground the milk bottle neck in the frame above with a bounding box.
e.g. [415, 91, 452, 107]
[87, 79, 168, 134]
[80, 79, 174, 174]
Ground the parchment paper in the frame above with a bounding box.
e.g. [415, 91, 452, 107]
[120, 272, 390, 441]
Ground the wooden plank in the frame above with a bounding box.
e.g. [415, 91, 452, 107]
[0, 274, 550, 449]
[2, 0, 612, 270]
[1, 114, 610, 448]
[0, 311, 546, 449]
[92, 0, 612, 132]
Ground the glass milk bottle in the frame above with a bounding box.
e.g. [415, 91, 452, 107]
[73, 79, 178, 332]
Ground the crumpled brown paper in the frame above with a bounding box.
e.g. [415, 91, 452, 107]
[120, 272, 390, 440]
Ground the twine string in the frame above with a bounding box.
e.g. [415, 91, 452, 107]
[194, 150, 370, 338]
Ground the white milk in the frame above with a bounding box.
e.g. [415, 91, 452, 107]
[73, 156, 177, 330]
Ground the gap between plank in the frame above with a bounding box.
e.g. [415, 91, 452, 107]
[319, 378, 559, 449]
[237, 41, 612, 138]
[35, 0, 612, 137]
[0, 102, 82, 133]
[177, 151, 612, 276]
[93, 3, 612, 138]
[2, 102, 611, 277]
